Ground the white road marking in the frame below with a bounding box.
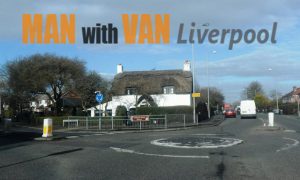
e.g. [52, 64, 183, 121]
[276, 138, 299, 152]
[192, 134, 226, 136]
[80, 135, 91, 137]
[284, 129, 296, 133]
[151, 137, 243, 149]
[110, 147, 209, 159]
[259, 118, 266, 125]
[94, 134, 104, 136]
[66, 136, 79, 139]
[102, 132, 115, 135]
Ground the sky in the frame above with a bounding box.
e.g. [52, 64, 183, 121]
[0, 0, 300, 103]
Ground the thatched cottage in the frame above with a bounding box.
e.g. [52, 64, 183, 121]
[108, 61, 193, 116]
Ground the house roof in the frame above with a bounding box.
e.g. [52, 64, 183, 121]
[282, 87, 300, 99]
[111, 69, 192, 95]
[62, 90, 81, 99]
[32, 94, 50, 101]
[62, 90, 81, 107]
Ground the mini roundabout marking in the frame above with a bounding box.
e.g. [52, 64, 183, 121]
[151, 135, 243, 149]
[110, 134, 243, 159]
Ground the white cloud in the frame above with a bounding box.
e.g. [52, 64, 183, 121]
[1, 0, 300, 103]
[1, 0, 300, 39]
[195, 47, 300, 102]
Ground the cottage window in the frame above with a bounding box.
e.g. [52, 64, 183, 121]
[126, 88, 137, 95]
[163, 86, 174, 94]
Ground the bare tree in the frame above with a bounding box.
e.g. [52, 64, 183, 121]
[6, 54, 85, 115]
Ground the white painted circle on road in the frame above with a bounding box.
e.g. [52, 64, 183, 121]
[151, 136, 243, 149]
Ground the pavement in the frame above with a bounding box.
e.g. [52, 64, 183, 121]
[1, 114, 300, 179]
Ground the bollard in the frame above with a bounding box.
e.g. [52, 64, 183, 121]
[42, 118, 53, 138]
[268, 112, 274, 127]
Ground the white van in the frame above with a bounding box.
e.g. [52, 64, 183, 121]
[240, 100, 256, 119]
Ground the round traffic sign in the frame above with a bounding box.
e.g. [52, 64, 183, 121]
[96, 93, 103, 103]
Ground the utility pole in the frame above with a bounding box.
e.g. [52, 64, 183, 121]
[192, 44, 196, 124]
[207, 50, 216, 119]
[0, 96, 1, 116]
[268, 68, 279, 111]
[297, 95, 300, 117]
[276, 89, 279, 111]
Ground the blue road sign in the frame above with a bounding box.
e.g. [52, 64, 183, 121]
[96, 93, 103, 103]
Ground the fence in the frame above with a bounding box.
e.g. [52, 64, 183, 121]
[62, 114, 201, 131]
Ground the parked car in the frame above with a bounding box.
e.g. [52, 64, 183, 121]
[224, 109, 236, 118]
[273, 109, 283, 114]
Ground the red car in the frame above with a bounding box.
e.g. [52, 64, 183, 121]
[224, 109, 236, 118]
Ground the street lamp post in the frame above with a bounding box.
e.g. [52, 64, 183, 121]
[297, 95, 300, 117]
[207, 50, 216, 119]
[192, 23, 210, 122]
[192, 44, 196, 124]
[267, 68, 279, 111]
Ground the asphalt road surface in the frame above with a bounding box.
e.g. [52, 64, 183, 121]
[1, 114, 300, 180]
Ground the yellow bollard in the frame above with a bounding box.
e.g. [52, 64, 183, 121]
[42, 118, 53, 138]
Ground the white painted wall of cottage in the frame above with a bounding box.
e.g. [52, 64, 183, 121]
[109, 94, 191, 116]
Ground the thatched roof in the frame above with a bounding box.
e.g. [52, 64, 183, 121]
[111, 70, 192, 95]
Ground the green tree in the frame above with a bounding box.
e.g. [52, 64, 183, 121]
[254, 93, 270, 110]
[6, 54, 85, 115]
[243, 81, 264, 100]
[75, 71, 110, 114]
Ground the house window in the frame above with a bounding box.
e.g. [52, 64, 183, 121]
[126, 88, 137, 95]
[163, 86, 174, 94]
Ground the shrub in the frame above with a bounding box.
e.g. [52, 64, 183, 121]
[35, 116, 68, 126]
[280, 103, 298, 115]
[116, 105, 128, 116]
[136, 106, 193, 115]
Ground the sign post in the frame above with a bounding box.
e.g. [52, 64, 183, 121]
[192, 93, 201, 124]
[95, 91, 104, 130]
[130, 115, 150, 131]
[192, 93, 201, 98]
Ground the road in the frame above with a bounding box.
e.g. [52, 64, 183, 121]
[1, 114, 300, 180]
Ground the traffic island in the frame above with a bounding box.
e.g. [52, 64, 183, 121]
[34, 118, 66, 141]
[34, 136, 66, 141]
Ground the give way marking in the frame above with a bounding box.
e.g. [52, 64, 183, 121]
[276, 137, 299, 153]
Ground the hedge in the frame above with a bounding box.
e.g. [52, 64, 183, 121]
[35, 116, 68, 126]
[135, 106, 193, 115]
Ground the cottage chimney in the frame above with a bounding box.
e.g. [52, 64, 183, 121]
[183, 60, 191, 71]
[117, 64, 123, 74]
